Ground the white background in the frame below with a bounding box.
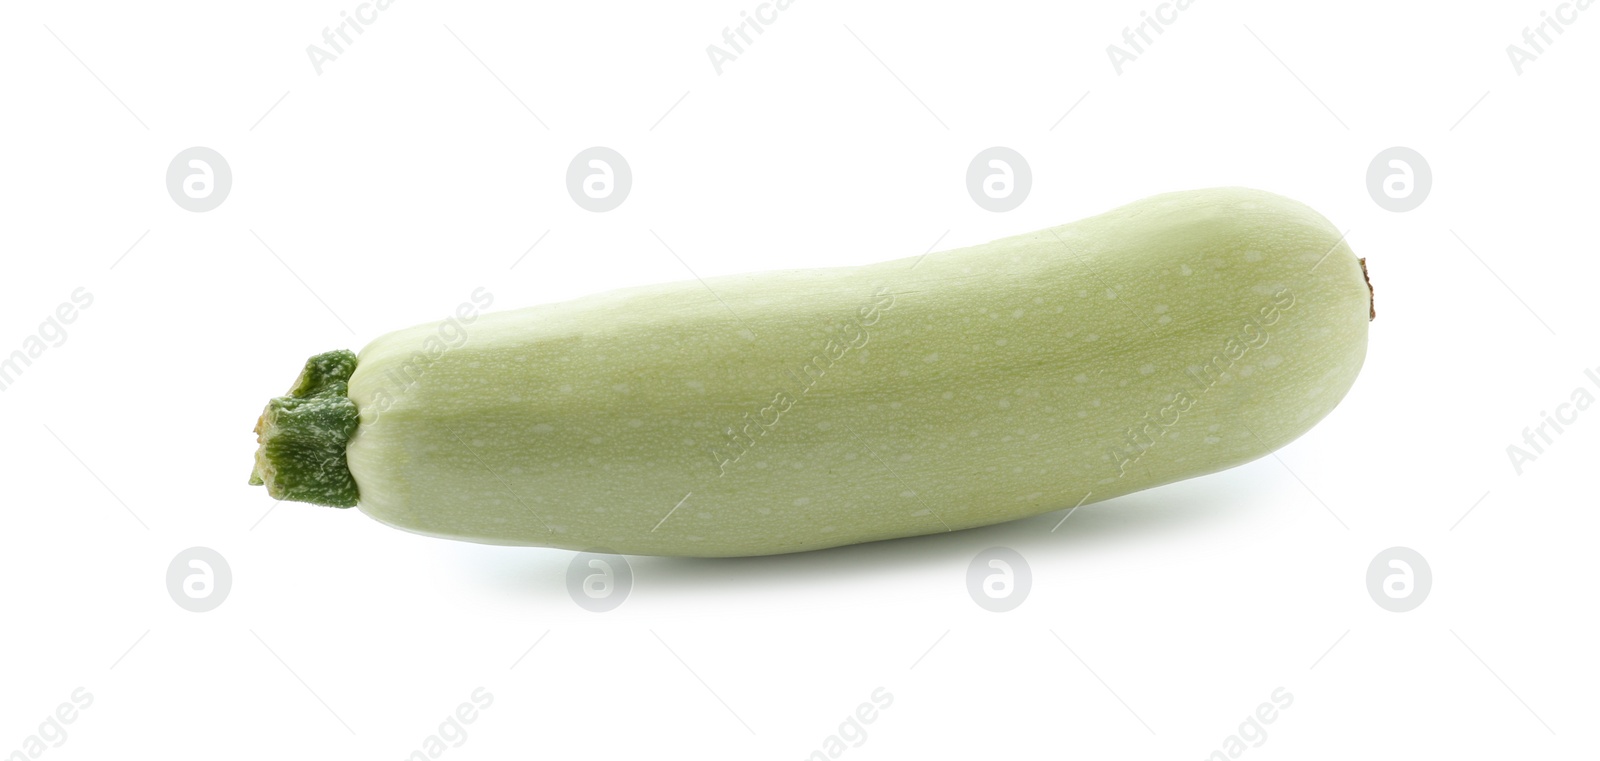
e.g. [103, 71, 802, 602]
[2, 1, 1596, 758]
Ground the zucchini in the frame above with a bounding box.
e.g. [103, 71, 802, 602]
[249, 187, 1371, 557]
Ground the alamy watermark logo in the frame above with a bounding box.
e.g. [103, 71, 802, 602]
[0, 288, 93, 394]
[1505, 365, 1600, 474]
[966, 147, 1030, 212]
[567, 147, 631, 212]
[1367, 547, 1430, 613]
[167, 547, 232, 613]
[967, 547, 1031, 612]
[566, 550, 632, 612]
[1506, 1, 1592, 74]
[1366, 147, 1430, 212]
[166, 147, 231, 212]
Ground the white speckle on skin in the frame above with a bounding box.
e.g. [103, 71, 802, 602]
[1139, 364, 1155, 375]
[793, 497, 811, 506]
[900, 490, 916, 498]
[924, 352, 940, 363]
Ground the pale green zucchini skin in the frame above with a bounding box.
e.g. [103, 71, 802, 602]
[267, 187, 1369, 557]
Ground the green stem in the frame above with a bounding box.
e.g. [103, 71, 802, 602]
[249, 350, 361, 507]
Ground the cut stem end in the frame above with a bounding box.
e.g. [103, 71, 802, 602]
[249, 350, 361, 508]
